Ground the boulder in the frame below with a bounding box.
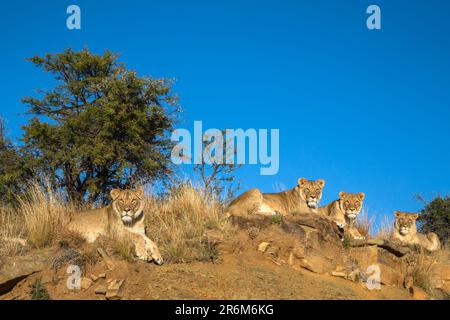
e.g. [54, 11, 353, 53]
[282, 214, 344, 274]
[379, 264, 404, 286]
[0, 248, 55, 295]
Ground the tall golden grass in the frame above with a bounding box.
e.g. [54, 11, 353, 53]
[144, 183, 235, 263]
[0, 183, 75, 254]
[0, 206, 25, 256]
[374, 214, 395, 241]
[354, 207, 374, 238]
[1, 181, 234, 264]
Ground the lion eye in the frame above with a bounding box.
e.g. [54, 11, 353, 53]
[344, 201, 350, 206]
[305, 188, 310, 193]
[316, 189, 320, 193]
[355, 201, 360, 206]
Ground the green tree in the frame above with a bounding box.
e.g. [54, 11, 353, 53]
[21, 48, 178, 203]
[0, 118, 32, 204]
[418, 195, 450, 245]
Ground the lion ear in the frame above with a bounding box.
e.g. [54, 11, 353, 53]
[358, 192, 365, 200]
[394, 210, 401, 217]
[110, 189, 121, 201]
[411, 213, 419, 220]
[135, 186, 144, 200]
[298, 178, 307, 187]
[339, 191, 347, 199]
[317, 179, 325, 188]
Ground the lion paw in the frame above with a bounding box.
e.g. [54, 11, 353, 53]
[135, 244, 149, 261]
[151, 254, 164, 265]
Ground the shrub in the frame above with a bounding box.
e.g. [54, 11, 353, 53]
[30, 278, 50, 300]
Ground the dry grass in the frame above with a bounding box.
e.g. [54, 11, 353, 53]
[0, 182, 77, 254]
[0, 206, 26, 256]
[374, 214, 394, 241]
[407, 248, 437, 294]
[144, 183, 235, 263]
[19, 183, 73, 249]
[354, 208, 373, 238]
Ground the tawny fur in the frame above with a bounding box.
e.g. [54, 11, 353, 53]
[318, 192, 366, 240]
[392, 211, 440, 252]
[67, 188, 163, 264]
[225, 178, 325, 217]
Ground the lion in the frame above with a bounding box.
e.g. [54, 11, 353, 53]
[225, 178, 325, 217]
[67, 187, 163, 264]
[318, 191, 366, 240]
[392, 211, 440, 252]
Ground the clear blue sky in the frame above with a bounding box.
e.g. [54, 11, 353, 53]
[1, 1, 449, 229]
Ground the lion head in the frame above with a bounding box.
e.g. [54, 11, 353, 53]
[110, 187, 145, 225]
[338, 192, 365, 221]
[394, 211, 418, 236]
[297, 178, 325, 209]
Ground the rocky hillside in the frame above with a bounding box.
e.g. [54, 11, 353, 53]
[1, 213, 449, 300]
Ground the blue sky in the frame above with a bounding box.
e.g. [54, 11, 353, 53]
[1, 1, 449, 229]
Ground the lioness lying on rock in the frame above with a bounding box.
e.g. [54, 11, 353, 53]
[392, 211, 440, 252]
[225, 178, 325, 217]
[318, 192, 366, 240]
[68, 187, 163, 264]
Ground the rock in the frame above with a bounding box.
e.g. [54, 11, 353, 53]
[95, 285, 107, 295]
[284, 214, 344, 274]
[0, 248, 55, 295]
[258, 242, 270, 253]
[105, 279, 125, 300]
[90, 274, 99, 282]
[97, 248, 115, 271]
[331, 271, 347, 278]
[98, 273, 106, 278]
[80, 277, 93, 290]
[409, 286, 429, 300]
[379, 264, 404, 286]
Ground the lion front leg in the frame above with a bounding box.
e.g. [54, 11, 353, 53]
[144, 236, 164, 265]
[131, 234, 149, 262]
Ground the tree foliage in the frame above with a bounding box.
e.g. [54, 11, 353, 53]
[0, 118, 33, 204]
[418, 195, 450, 245]
[18, 48, 178, 203]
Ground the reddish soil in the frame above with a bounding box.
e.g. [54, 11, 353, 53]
[1, 229, 412, 300]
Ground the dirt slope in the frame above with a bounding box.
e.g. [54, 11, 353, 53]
[1, 237, 411, 300]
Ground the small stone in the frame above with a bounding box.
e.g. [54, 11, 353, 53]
[98, 273, 106, 278]
[95, 285, 107, 295]
[106, 279, 125, 300]
[90, 274, 99, 282]
[80, 277, 93, 290]
[258, 242, 270, 253]
[331, 271, 347, 278]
